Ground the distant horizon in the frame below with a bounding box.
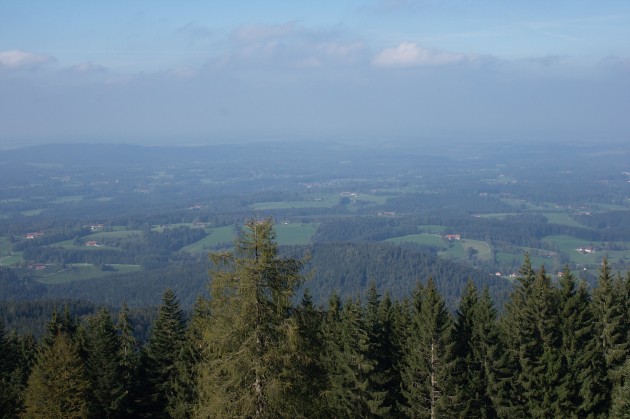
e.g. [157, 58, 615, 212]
[2, 1, 629, 147]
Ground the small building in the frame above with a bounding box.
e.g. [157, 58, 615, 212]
[85, 241, 100, 247]
[444, 234, 461, 241]
[25, 232, 44, 239]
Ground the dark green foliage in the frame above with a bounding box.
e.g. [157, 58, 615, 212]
[83, 308, 126, 417]
[320, 295, 387, 418]
[292, 289, 327, 417]
[143, 288, 186, 417]
[400, 278, 457, 418]
[116, 304, 141, 417]
[557, 266, 609, 417]
[453, 281, 499, 418]
[593, 258, 629, 388]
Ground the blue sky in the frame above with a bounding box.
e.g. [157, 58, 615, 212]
[1, 0, 629, 147]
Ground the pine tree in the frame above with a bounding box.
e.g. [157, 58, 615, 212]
[83, 308, 126, 418]
[400, 278, 457, 419]
[144, 288, 187, 417]
[194, 219, 305, 418]
[23, 333, 90, 418]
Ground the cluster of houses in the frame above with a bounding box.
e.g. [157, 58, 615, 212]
[84, 224, 104, 231]
[444, 234, 461, 241]
[576, 246, 596, 254]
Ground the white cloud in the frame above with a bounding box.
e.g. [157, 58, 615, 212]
[373, 42, 467, 67]
[0, 49, 54, 69]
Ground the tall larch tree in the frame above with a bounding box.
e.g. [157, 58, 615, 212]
[194, 219, 305, 418]
[23, 332, 90, 418]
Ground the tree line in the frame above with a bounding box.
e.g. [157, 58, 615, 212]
[2, 220, 630, 418]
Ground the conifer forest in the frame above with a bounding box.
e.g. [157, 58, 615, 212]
[2, 219, 630, 418]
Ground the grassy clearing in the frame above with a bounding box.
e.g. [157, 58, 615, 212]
[20, 209, 45, 216]
[439, 239, 493, 262]
[251, 195, 340, 210]
[543, 213, 586, 228]
[182, 226, 236, 253]
[275, 223, 319, 245]
[35, 263, 142, 284]
[591, 203, 629, 211]
[0, 253, 23, 266]
[541, 235, 630, 265]
[417, 225, 448, 233]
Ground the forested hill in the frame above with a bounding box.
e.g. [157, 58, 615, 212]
[289, 242, 508, 309]
[1, 241, 497, 317]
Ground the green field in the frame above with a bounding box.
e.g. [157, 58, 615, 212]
[274, 223, 319, 245]
[542, 213, 586, 228]
[34, 263, 142, 284]
[20, 209, 45, 216]
[251, 195, 340, 210]
[439, 239, 493, 262]
[48, 229, 142, 249]
[182, 226, 236, 253]
[543, 235, 630, 266]
[387, 233, 447, 248]
[417, 225, 448, 233]
[387, 234, 492, 262]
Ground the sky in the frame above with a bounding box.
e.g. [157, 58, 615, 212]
[1, 0, 629, 147]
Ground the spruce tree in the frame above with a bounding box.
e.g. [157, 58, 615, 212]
[400, 278, 457, 419]
[557, 266, 608, 417]
[593, 257, 628, 389]
[453, 280, 498, 418]
[194, 219, 305, 418]
[144, 288, 187, 417]
[292, 289, 327, 417]
[116, 303, 140, 417]
[84, 308, 126, 418]
[169, 297, 209, 418]
[471, 287, 501, 418]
